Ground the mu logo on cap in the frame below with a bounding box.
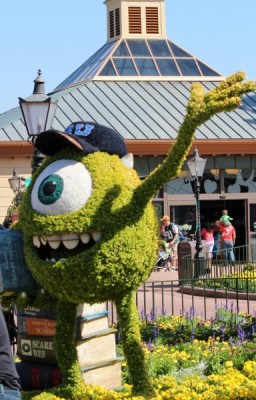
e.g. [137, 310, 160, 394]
[65, 123, 95, 137]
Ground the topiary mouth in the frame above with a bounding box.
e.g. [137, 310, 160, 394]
[32, 231, 102, 261]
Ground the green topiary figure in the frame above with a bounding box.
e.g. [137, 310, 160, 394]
[18, 72, 256, 397]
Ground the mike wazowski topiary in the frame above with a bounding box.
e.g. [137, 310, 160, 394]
[18, 72, 256, 397]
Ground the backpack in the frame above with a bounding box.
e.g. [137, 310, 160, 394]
[165, 224, 185, 241]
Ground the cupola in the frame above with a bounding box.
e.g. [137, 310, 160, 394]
[53, 0, 222, 92]
[105, 0, 166, 41]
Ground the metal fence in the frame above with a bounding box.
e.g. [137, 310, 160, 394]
[107, 244, 256, 323]
[179, 244, 256, 280]
[107, 277, 256, 323]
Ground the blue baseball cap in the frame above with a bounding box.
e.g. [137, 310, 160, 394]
[35, 121, 128, 158]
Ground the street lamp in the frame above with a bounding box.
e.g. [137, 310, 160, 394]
[19, 69, 57, 173]
[187, 148, 207, 276]
[8, 168, 24, 206]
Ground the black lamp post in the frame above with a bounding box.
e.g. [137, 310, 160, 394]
[8, 71, 57, 221]
[187, 148, 207, 276]
[8, 168, 24, 206]
[19, 69, 57, 173]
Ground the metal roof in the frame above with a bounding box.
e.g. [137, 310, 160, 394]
[1, 80, 256, 142]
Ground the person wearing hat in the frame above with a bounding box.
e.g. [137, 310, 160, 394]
[160, 215, 179, 270]
[215, 219, 236, 266]
[0, 306, 21, 399]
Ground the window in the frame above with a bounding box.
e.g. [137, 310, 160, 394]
[225, 169, 256, 193]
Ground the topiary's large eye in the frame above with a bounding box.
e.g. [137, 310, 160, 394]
[31, 159, 92, 215]
[38, 175, 64, 204]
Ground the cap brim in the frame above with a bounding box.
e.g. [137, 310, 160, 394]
[35, 130, 85, 156]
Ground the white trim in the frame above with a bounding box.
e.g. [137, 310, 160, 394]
[93, 75, 225, 82]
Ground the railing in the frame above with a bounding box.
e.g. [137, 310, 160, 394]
[107, 277, 256, 324]
[107, 244, 256, 323]
[180, 244, 256, 280]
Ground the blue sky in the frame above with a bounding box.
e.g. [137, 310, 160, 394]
[0, 0, 255, 114]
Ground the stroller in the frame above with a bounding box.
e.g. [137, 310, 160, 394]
[155, 241, 172, 271]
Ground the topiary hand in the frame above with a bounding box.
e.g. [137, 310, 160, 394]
[187, 71, 256, 125]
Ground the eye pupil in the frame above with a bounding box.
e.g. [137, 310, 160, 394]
[43, 181, 56, 196]
[38, 174, 64, 205]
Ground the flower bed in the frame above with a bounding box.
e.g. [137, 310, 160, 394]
[22, 307, 256, 400]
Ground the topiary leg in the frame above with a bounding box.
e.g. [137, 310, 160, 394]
[115, 292, 155, 397]
[54, 301, 84, 390]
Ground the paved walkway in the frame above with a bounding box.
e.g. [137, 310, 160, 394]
[137, 270, 256, 321]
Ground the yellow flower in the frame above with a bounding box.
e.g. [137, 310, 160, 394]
[225, 360, 233, 368]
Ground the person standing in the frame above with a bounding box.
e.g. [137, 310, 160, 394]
[215, 220, 236, 266]
[0, 307, 21, 400]
[212, 224, 221, 259]
[160, 216, 179, 270]
[201, 222, 215, 260]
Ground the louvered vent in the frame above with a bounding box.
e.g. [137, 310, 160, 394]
[128, 7, 142, 34]
[146, 7, 159, 34]
[109, 10, 114, 38]
[115, 8, 120, 36]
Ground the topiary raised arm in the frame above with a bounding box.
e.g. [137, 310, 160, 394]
[134, 72, 256, 205]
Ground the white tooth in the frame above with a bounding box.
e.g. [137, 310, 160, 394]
[91, 231, 102, 242]
[48, 235, 61, 249]
[80, 233, 90, 244]
[33, 236, 41, 248]
[61, 233, 79, 249]
[41, 236, 47, 245]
